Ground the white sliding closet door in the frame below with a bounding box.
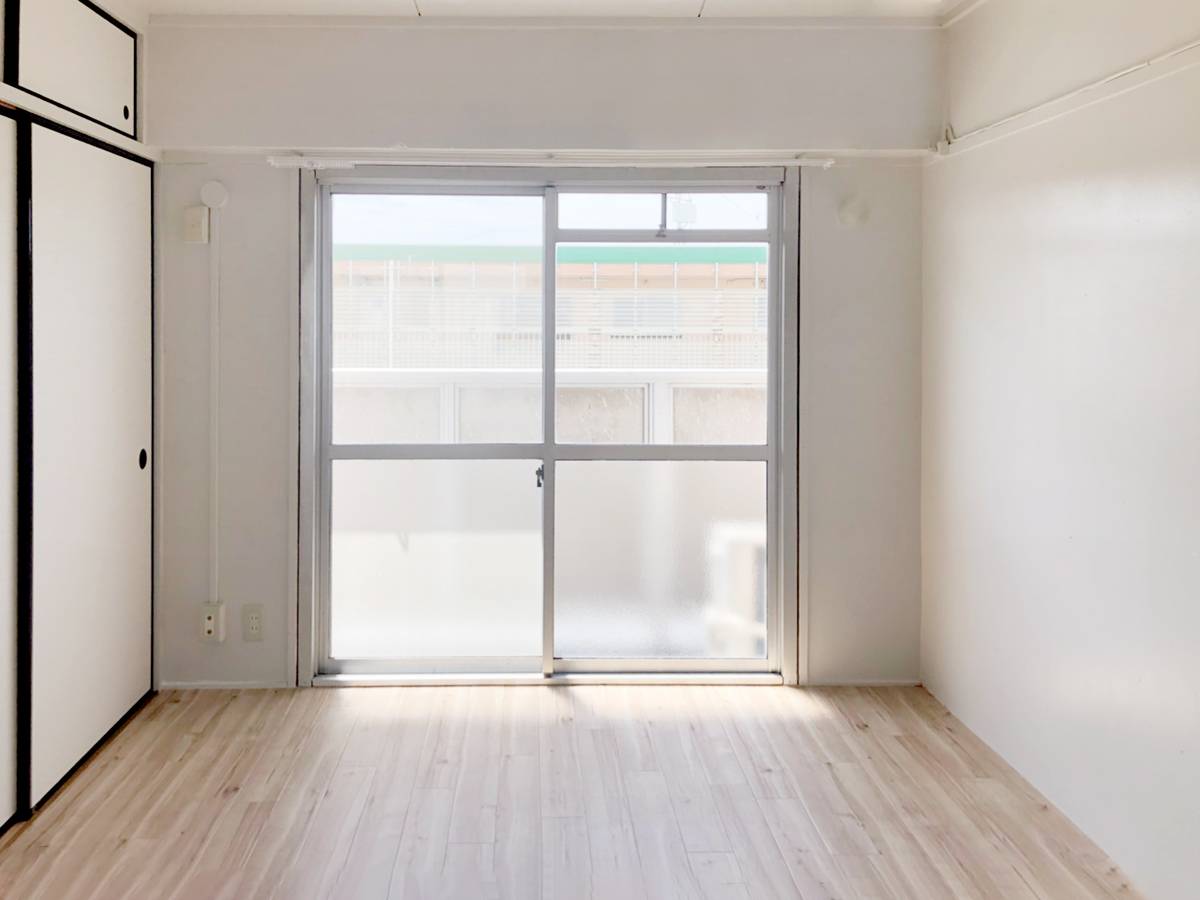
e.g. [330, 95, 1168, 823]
[0, 117, 17, 824]
[30, 125, 151, 804]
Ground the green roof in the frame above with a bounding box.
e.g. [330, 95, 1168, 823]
[334, 244, 768, 264]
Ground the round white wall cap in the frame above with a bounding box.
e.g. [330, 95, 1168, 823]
[201, 182, 230, 209]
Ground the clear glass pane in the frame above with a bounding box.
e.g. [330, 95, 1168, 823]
[330, 460, 543, 659]
[556, 243, 769, 444]
[667, 192, 769, 230]
[555, 461, 767, 659]
[331, 194, 543, 444]
[559, 193, 662, 230]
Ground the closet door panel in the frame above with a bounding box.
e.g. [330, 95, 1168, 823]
[30, 125, 151, 804]
[16, 0, 137, 137]
[0, 116, 16, 825]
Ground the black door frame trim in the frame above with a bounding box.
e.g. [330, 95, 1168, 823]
[12, 107, 32, 834]
[3, 0, 140, 141]
[0, 107, 155, 837]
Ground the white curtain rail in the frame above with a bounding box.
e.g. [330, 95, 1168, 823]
[266, 153, 840, 170]
[948, 34, 1200, 147]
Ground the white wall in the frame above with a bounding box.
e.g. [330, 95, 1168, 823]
[157, 158, 297, 687]
[804, 161, 922, 684]
[946, 0, 1200, 135]
[155, 155, 924, 687]
[149, 19, 929, 687]
[923, 9, 1200, 898]
[147, 19, 941, 152]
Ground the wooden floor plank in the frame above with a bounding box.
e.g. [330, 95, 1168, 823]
[493, 752, 541, 900]
[712, 783, 808, 900]
[386, 787, 454, 900]
[645, 690, 732, 854]
[689, 851, 751, 900]
[448, 688, 503, 845]
[541, 816, 591, 900]
[539, 688, 585, 820]
[576, 726, 649, 900]
[0, 686, 1141, 900]
[624, 770, 705, 900]
[331, 690, 435, 900]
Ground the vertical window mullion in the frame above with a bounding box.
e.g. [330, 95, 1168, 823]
[542, 188, 558, 677]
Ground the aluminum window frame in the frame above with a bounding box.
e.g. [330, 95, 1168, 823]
[312, 168, 798, 682]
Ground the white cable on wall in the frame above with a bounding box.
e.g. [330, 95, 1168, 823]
[201, 182, 229, 608]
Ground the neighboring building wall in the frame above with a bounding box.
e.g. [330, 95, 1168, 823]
[923, 4, 1200, 897]
[331, 245, 769, 444]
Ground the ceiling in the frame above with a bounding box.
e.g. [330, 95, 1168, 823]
[141, 0, 963, 20]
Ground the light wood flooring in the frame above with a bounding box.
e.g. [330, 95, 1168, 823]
[0, 686, 1139, 899]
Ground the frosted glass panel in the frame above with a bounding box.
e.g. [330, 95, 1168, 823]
[667, 193, 769, 230]
[331, 194, 543, 444]
[555, 461, 767, 659]
[332, 384, 441, 444]
[673, 387, 767, 445]
[459, 386, 541, 443]
[457, 386, 646, 443]
[557, 386, 645, 443]
[556, 244, 768, 444]
[330, 460, 542, 659]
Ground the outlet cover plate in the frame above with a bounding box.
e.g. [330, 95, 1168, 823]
[202, 602, 225, 643]
[242, 603, 264, 642]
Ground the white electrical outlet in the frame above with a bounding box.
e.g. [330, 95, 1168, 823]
[202, 602, 226, 643]
[242, 603, 264, 642]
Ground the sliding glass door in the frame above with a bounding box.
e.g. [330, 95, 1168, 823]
[319, 176, 789, 676]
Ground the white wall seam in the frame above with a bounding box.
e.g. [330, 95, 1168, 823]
[938, 0, 994, 29]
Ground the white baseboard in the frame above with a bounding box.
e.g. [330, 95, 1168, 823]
[803, 678, 923, 688]
[156, 678, 921, 690]
[156, 680, 293, 690]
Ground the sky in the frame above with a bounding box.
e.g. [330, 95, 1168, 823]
[332, 192, 768, 245]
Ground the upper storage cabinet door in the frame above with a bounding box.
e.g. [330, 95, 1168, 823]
[13, 0, 138, 137]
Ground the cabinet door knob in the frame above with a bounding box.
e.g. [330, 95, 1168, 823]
[139, 449, 148, 470]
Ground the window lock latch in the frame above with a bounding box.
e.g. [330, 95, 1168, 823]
[536, 465, 545, 488]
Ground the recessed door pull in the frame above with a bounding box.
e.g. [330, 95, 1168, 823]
[139, 449, 148, 470]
